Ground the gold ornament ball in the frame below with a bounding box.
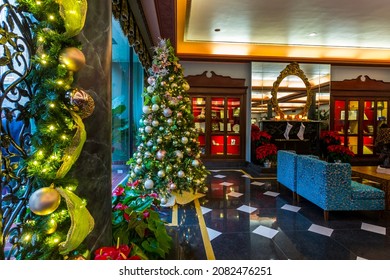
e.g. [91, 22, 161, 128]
[59, 47, 86, 72]
[69, 88, 95, 119]
[29, 187, 61, 216]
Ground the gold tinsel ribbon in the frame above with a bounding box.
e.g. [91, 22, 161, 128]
[55, 110, 94, 255]
[55, 0, 88, 38]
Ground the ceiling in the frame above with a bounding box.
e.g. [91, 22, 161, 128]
[174, 0, 390, 64]
[147, 1, 390, 114]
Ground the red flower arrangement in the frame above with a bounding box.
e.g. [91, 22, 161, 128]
[255, 143, 277, 162]
[251, 124, 272, 144]
[94, 244, 141, 260]
[327, 144, 355, 163]
[320, 131, 341, 145]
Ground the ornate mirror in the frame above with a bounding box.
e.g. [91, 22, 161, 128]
[270, 62, 314, 119]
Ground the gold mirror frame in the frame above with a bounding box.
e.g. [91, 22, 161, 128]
[270, 62, 313, 119]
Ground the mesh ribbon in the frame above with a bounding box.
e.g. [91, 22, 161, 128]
[57, 187, 94, 255]
[56, 0, 88, 38]
[56, 110, 86, 179]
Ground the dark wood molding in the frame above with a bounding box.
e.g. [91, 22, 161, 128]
[331, 75, 390, 92]
[186, 71, 246, 88]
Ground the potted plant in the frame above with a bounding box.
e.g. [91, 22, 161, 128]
[327, 144, 355, 163]
[251, 124, 272, 164]
[255, 143, 278, 167]
[319, 130, 341, 159]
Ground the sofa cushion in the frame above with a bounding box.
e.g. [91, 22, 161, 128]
[351, 181, 384, 200]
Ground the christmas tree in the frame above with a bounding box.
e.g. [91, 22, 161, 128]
[127, 39, 209, 203]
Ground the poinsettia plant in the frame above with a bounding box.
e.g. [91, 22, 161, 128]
[94, 244, 142, 260]
[320, 131, 341, 145]
[251, 124, 271, 145]
[110, 182, 172, 260]
[327, 144, 355, 163]
[255, 143, 277, 163]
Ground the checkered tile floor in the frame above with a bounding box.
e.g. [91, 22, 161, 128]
[172, 169, 390, 260]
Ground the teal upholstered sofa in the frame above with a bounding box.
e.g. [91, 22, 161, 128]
[277, 150, 298, 199]
[296, 155, 385, 220]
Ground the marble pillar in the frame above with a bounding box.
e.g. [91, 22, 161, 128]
[73, 0, 112, 252]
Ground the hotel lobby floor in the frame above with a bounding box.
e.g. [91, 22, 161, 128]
[163, 169, 390, 260]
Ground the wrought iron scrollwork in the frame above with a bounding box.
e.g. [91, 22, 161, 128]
[1, 0, 34, 260]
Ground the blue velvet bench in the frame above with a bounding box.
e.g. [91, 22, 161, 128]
[296, 155, 385, 220]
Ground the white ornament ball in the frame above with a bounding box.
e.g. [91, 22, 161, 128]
[167, 118, 173, 125]
[144, 151, 152, 158]
[147, 140, 153, 146]
[156, 150, 166, 160]
[144, 179, 154, 189]
[171, 83, 177, 88]
[159, 126, 164, 131]
[169, 183, 176, 190]
[139, 127, 144, 133]
[157, 137, 163, 144]
[160, 197, 167, 205]
[134, 166, 141, 174]
[152, 104, 159, 111]
[158, 170, 166, 178]
[181, 137, 188, 144]
[177, 170, 185, 178]
[147, 76, 155, 85]
[192, 159, 200, 167]
[147, 86, 154, 93]
[142, 106, 151, 114]
[163, 108, 172, 117]
[136, 158, 142, 164]
[152, 120, 159, 127]
[145, 126, 153, 133]
[186, 147, 191, 153]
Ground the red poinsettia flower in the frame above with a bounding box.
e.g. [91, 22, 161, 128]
[327, 144, 355, 162]
[114, 203, 128, 211]
[320, 131, 341, 145]
[94, 244, 140, 260]
[148, 193, 158, 199]
[127, 180, 139, 187]
[255, 143, 278, 162]
[112, 186, 124, 196]
[142, 210, 150, 219]
[123, 213, 130, 222]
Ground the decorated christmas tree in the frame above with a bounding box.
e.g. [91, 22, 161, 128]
[127, 39, 209, 204]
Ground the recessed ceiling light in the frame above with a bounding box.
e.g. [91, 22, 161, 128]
[214, 28, 221, 32]
[308, 32, 318, 37]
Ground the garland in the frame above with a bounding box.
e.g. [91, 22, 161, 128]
[15, 0, 94, 259]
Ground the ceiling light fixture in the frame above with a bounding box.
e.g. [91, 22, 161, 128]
[308, 32, 318, 37]
[214, 28, 221, 32]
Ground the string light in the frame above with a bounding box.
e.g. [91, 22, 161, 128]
[48, 125, 55, 131]
[49, 103, 55, 108]
[49, 15, 55, 21]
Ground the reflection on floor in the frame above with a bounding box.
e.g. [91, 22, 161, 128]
[163, 169, 390, 260]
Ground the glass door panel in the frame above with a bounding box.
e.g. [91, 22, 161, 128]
[363, 136, 374, 155]
[347, 100, 359, 134]
[227, 98, 241, 134]
[211, 97, 225, 134]
[377, 101, 388, 128]
[227, 135, 240, 155]
[334, 100, 345, 134]
[211, 135, 225, 155]
[347, 136, 358, 154]
[192, 97, 206, 136]
[363, 100, 375, 136]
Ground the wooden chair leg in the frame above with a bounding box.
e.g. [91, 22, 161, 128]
[276, 182, 280, 192]
[324, 210, 329, 221]
[292, 192, 296, 201]
[296, 194, 300, 204]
